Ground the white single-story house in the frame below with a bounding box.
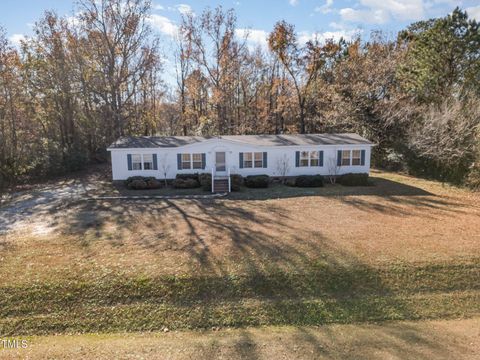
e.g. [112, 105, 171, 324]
[107, 133, 374, 192]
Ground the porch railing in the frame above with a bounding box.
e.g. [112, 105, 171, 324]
[211, 166, 231, 193]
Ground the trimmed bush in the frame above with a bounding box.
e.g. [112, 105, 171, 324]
[128, 179, 147, 190]
[230, 174, 243, 191]
[294, 175, 324, 187]
[173, 178, 200, 189]
[285, 178, 296, 187]
[145, 177, 162, 189]
[244, 175, 269, 188]
[199, 173, 212, 191]
[176, 173, 200, 181]
[125, 176, 162, 190]
[340, 173, 370, 186]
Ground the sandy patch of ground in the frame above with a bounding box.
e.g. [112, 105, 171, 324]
[1, 317, 479, 360]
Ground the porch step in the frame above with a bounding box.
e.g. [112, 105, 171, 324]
[213, 179, 229, 193]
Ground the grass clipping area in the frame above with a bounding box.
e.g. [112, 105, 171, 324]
[1, 259, 479, 335]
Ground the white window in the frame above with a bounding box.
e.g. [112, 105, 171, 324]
[300, 151, 309, 167]
[342, 150, 351, 166]
[352, 150, 361, 166]
[181, 153, 191, 169]
[132, 154, 142, 170]
[300, 150, 320, 167]
[340, 150, 362, 166]
[254, 152, 263, 168]
[192, 153, 203, 169]
[244, 152, 253, 168]
[143, 154, 153, 170]
[310, 151, 319, 166]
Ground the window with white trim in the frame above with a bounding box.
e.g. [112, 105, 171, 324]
[243, 152, 263, 168]
[340, 150, 363, 166]
[352, 150, 361, 166]
[310, 151, 319, 166]
[143, 154, 153, 170]
[132, 154, 142, 170]
[181, 153, 191, 169]
[300, 151, 309, 167]
[254, 152, 263, 168]
[243, 152, 253, 168]
[341, 150, 351, 166]
[300, 150, 320, 167]
[179, 153, 204, 169]
[192, 153, 203, 169]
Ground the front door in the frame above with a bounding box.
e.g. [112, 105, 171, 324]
[215, 151, 226, 173]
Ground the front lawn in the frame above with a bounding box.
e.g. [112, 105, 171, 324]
[0, 168, 479, 335]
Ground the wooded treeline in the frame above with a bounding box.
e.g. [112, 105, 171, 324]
[0, 0, 479, 188]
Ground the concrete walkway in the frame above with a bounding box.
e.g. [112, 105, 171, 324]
[88, 192, 228, 200]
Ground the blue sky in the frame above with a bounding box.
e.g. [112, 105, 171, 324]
[2, 0, 479, 83]
[2, 0, 480, 47]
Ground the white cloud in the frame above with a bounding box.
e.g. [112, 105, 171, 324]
[340, 8, 389, 24]
[153, 3, 164, 10]
[289, 0, 299, 6]
[147, 14, 178, 37]
[236, 28, 269, 48]
[340, 0, 424, 24]
[315, 0, 334, 14]
[9, 34, 25, 47]
[298, 29, 360, 44]
[424, 0, 458, 9]
[466, 6, 480, 21]
[176, 4, 193, 15]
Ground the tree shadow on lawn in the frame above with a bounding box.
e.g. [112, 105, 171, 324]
[4, 194, 479, 360]
[284, 321, 475, 360]
[229, 176, 434, 201]
[227, 176, 473, 218]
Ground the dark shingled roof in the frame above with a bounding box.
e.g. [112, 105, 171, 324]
[108, 133, 373, 149]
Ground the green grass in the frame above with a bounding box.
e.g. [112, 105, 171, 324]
[1, 259, 479, 335]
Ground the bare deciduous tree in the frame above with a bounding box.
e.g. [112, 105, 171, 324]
[327, 156, 340, 184]
[159, 153, 170, 186]
[275, 154, 291, 183]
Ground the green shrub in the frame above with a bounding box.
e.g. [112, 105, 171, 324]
[145, 177, 162, 189]
[128, 179, 147, 190]
[125, 176, 162, 190]
[176, 173, 200, 181]
[294, 175, 324, 187]
[340, 173, 370, 186]
[173, 178, 200, 189]
[230, 174, 243, 191]
[63, 148, 88, 172]
[285, 178, 296, 187]
[199, 173, 212, 191]
[244, 175, 269, 188]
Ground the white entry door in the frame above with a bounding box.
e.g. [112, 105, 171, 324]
[215, 151, 226, 174]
